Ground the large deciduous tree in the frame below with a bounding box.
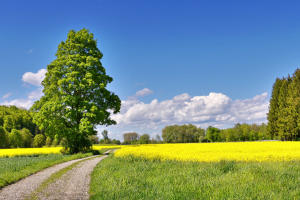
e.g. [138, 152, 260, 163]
[31, 29, 121, 153]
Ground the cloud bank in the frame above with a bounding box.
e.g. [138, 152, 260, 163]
[113, 92, 268, 126]
[101, 91, 269, 140]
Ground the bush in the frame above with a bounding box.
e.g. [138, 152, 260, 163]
[9, 129, 23, 148]
[52, 134, 60, 146]
[59, 138, 67, 147]
[111, 139, 121, 145]
[33, 134, 45, 147]
[0, 126, 8, 148]
[20, 128, 33, 147]
[45, 136, 52, 146]
[89, 135, 99, 144]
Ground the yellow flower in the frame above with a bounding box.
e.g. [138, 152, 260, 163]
[114, 142, 300, 162]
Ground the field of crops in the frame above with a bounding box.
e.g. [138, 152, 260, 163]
[0, 145, 121, 157]
[2, 142, 300, 162]
[114, 141, 300, 162]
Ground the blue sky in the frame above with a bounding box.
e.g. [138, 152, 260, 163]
[0, 0, 299, 140]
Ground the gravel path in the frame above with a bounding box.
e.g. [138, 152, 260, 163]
[0, 156, 96, 200]
[36, 155, 108, 200]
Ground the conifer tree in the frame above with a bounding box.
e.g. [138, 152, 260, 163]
[286, 69, 300, 140]
[267, 78, 282, 139]
[277, 78, 291, 140]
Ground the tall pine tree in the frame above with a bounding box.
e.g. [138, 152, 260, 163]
[267, 78, 283, 139]
[286, 69, 300, 140]
[277, 78, 291, 140]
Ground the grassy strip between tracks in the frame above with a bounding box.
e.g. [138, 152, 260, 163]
[29, 155, 103, 200]
[29, 149, 111, 200]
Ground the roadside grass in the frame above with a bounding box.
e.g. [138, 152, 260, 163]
[90, 156, 300, 200]
[0, 153, 92, 189]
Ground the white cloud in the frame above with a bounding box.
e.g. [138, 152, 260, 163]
[1, 68, 46, 109]
[2, 93, 12, 99]
[22, 69, 47, 86]
[135, 88, 153, 97]
[1, 88, 43, 109]
[1, 99, 34, 109]
[28, 88, 43, 100]
[100, 91, 269, 140]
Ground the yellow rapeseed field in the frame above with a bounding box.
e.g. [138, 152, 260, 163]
[0, 145, 122, 157]
[3, 142, 300, 162]
[0, 147, 62, 157]
[114, 141, 300, 162]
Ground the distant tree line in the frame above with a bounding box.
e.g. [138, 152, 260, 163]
[0, 106, 117, 148]
[161, 123, 268, 143]
[0, 105, 46, 148]
[268, 69, 300, 141]
[97, 130, 121, 145]
[122, 132, 162, 144]
[162, 124, 205, 143]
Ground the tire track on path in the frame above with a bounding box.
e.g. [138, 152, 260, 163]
[0, 156, 96, 200]
[35, 155, 108, 200]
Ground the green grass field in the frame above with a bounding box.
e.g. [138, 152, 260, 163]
[0, 153, 91, 188]
[90, 155, 300, 200]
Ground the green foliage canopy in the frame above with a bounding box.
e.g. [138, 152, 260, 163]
[9, 129, 23, 148]
[267, 68, 300, 140]
[33, 134, 45, 148]
[31, 29, 121, 153]
[162, 124, 205, 143]
[0, 126, 8, 148]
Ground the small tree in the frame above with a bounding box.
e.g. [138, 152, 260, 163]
[101, 130, 110, 143]
[0, 126, 8, 148]
[4, 116, 14, 133]
[89, 135, 99, 144]
[111, 139, 121, 145]
[52, 134, 60, 146]
[59, 138, 67, 147]
[31, 29, 121, 153]
[123, 132, 139, 144]
[20, 128, 33, 147]
[33, 134, 45, 147]
[139, 134, 150, 144]
[205, 126, 221, 142]
[9, 129, 23, 148]
[45, 136, 52, 146]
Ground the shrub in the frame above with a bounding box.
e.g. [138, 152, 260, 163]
[52, 134, 60, 146]
[59, 138, 67, 147]
[0, 126, 8, 148]
[45, 136, 52, 146]
[33, 134, 45, 147]
[20, 128, 33, 147]
[9, 129, 23, 148]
